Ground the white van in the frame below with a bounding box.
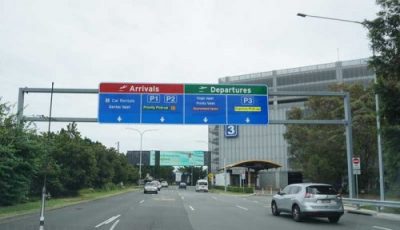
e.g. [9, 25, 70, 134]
[195, 179, 208, 192]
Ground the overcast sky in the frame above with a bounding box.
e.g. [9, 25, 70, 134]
[0, 0, 379, 153]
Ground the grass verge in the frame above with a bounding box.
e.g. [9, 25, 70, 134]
[0, 186, 139, 220]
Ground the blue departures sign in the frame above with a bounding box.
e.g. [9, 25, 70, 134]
[184, 95, 226, 124]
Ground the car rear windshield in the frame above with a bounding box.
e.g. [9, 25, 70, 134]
[198, 182, 207, 185]
[306, 185, 337, 195]
[145, 182, 154, 186]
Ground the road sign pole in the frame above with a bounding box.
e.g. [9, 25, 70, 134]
[355, 174, 359, 199]
[344, 93, 355, 198]
[224, 157, 227, 192]
[139, 132, 143, 181]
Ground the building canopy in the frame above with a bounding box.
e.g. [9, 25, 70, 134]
[223, 160, 282, 172]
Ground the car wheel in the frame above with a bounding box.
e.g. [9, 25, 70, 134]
[328, 216, 340, 223]
[144, 191, 146, 194]
[292, 205, 302, 222]
[271, 202, 280, 216]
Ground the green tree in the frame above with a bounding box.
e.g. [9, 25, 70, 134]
[0, 101, 43, 205]
[284, 84, 378, 192]
[51, 123, 97, 195]
[365, 0, 400, 195]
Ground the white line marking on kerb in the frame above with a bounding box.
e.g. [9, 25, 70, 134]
[236, 205, 248, 211]
[95, 214, 121, 228]
[189, 205, 195, 211]
[109, 219, 120, 230]
[139, 200, 144, 204]
[373, 226, 392, 230]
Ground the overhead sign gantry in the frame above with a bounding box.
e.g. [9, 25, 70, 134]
[98, 83, 269, 125]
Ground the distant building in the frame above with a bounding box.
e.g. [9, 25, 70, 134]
[208, 58, 374, 189]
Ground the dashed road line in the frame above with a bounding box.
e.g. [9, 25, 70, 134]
[139, 200, 144, 204]
[373, 226, 392, 230]
[212, 196, 217, 200]
[189, 205, 195, 211]
[236, 205, 248, 211]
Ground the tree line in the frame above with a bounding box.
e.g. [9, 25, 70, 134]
[0, 102, 138, 206]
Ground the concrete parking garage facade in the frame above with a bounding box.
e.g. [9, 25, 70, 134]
[208, 58, 374, 189]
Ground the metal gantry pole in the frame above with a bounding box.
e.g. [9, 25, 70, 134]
[17, 88, 25, 125]
[344, 93, 355, 198]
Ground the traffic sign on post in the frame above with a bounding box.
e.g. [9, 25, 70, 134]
[98, 82, 269, 125]
[352, 157, 361, 175]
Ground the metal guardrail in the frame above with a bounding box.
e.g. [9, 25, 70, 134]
[343, 198, 400, 209]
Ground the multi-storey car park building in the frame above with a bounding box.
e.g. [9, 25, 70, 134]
[208, 58, 375, 189]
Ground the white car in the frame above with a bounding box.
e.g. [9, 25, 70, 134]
[161, 181, 169, 188]
[271, 183, 344, 223]
[152, 180, 162, 191]
[195, 179, 208, 192]
[144, 182, 158, 194]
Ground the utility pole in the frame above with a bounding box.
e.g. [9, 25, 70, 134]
[39, 82, 54, 230]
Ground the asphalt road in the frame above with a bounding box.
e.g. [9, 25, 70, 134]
[0, 187, 398, 230]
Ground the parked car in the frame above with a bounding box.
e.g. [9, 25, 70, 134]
[152, 180, 162, 191]
[144, 182, 158, 194]
[271, 183, 344, 223]
[161, 181, 169, 188]
[195, 179, 208, 192]
[178, 182, 187, 189]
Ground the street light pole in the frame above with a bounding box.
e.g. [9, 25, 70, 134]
[126, 128, 157, 182]
[297, 12, 385, 201]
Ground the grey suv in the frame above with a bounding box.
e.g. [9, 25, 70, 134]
[271, 183, 344, 223]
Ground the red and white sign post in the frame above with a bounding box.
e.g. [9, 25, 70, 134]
[352, 157, 361, 198]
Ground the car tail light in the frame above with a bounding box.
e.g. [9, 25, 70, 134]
[336, 194, 342, 200]
[304, 193, 313, 198]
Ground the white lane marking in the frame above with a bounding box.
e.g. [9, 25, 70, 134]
[95, 214, 121, 228]
[236, 205, 248, 211]
[139, 200, 144, 204]
[189, 205, 195, 211]
[109, 219, 120, 230]
[373, 226, 393, 230]
[252, 200, 259, 203]
[212, 196, 217, 200]
[181, 196, 185, 200]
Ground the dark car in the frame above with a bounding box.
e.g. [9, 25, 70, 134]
[178, 182, 187, 189]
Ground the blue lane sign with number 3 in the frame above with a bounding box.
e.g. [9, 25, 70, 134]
[224, 125, 238, 137]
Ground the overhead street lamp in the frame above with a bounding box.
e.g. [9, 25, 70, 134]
[297, 13, 364, 25]
[297, 12, 385, 201]
[126, 128, 157, 181]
